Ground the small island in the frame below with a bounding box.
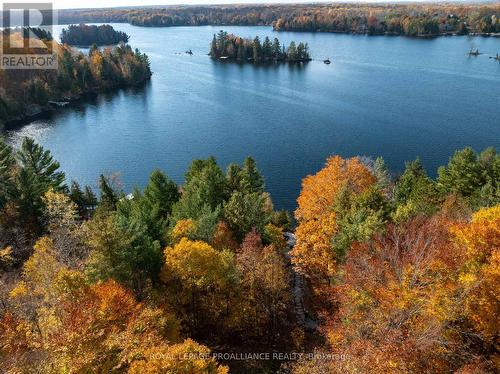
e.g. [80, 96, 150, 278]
[209, 30, 311, 63]
[60, 24, 129, 46]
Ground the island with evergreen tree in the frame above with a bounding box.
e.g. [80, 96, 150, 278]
[60, 24, 129, 46]
[209, 30, 311, 64]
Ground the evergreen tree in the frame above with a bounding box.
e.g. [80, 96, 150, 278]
[303, 42, 310, 60]
[17, 137, 66, 192]
[224, 191, 270, 239]
[437, 147, 486, 197]
[216, 30, 228, 56]
[185, 157, 217, 184]
[143, 169, 179, 219]
[69, 181, 86, 216]
[98, 174, 118, 211]
[68, 181, 97, 218]
[373, 156, 391, 191]
[240, 157, 264, 194]
[394, 158, 438, 217]
[0, 137, 15, 210]
[226, 163, 242, 194]
[394, 158, 427, 204]
[272, 38, 281, 59]
[210, 34, 218, 57]
[84, 213, 162, 296]
[287, 41, 298, 61]
[83, 186, 98, 209]
[14, 168, 46, 233]
[262, 36, 272, 60]
[270, 210, 292, 232]
[479, 147, 500, 189]
[173, 157, 227, 221]
[297, 42, 305, 60]
[191, 204, 221, 243]
[252, 36, 262, 63]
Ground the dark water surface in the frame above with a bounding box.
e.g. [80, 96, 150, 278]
[6, 24, 500, 211]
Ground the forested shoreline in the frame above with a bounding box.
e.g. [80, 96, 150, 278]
[209, 31, 310, 63]
[0, 29, 151, 128]
[51, 3, 500, 37]
[0, 135, 498, 373]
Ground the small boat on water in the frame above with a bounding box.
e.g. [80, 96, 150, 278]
[185, 49, 193, 55]
[48, 101, 70, 108]
[323, 58, 331, 64]
[493, 53, 500, 61]
[468, 47, 480, 56]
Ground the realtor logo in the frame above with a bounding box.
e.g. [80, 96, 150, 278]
[1, 3, 57, 69]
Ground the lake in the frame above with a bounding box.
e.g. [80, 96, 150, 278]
[5, 24, 500, 211]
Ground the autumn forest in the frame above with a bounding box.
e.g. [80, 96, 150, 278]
[0, 132, 498, 372]
[0, 1, 499, 374]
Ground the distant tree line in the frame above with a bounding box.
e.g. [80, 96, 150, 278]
[60, 24, 130, 46]
[0, 29, 151, 127]
[52, 3, 500, 36]
[209, 30, 310, 63]
[272, 4, 500, 36]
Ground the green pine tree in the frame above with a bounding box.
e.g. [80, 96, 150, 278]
[69, 181, 86, 215]
[287, 41, 297, 62]
[240, 157, 264, 194]
[374, 156, 391, 191]
[98, 174, 118, 211]
[253, 36, 262, 63]
[216, 30, 228, 56]
[0, 137, 15, 210]
[84, 186, 98, 209]
[272, 38, 281, 60]
[437, 147, 485, 196]
[394, 158, 438, 217]
[17, 137, 66, 192]
[262, 36, 272, 60]
[226, 162, 243, 194]
[143, 169, 180, 218]
[210, 34, 218, 57]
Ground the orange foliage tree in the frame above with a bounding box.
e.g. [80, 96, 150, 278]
[1, 236, 228, 373]
[292, 156, 376, 302]
[293, 204, 499, 373]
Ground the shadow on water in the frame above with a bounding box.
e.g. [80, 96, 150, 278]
[213, 60, 309, 70]
[3, 81, 151, 133]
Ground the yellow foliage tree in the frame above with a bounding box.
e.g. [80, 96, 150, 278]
[292, 156, 376, 303]
[11, 237, 62, 303]
[163, 238, 231, 290]
[162, 238, 235, 331]
[452, 204, 500, 346]
[43, 189, 84, 265]
[171, 219, 197, 242]
[128, 338, 228, 374]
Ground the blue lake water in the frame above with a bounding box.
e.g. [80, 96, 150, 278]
[6, 24, 500, 211]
